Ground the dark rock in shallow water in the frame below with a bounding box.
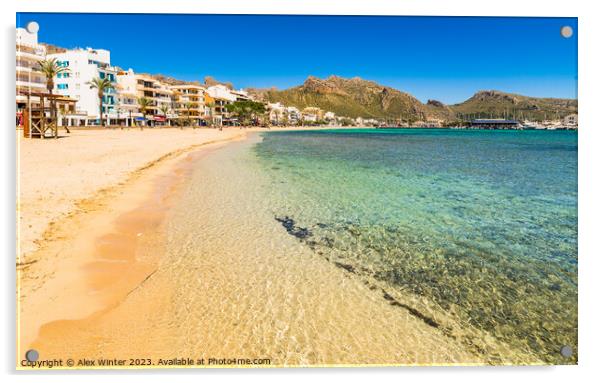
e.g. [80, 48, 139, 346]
[294, 227, 311, 239]
[276, 216, 295, 231]
[321, 236, 335, 247]
[334, 262, 356, 274]
[381, 289, 440, 329]
[275, 216, 312, 239]
[343, 223, 361, 237]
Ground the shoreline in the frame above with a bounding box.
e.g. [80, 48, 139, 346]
[18, 130, 490, 367]
[16, 126, 345, 259]
[16, 127, 554, 367]
[16, 126, 374, 364]
[17, 129, 249, 359]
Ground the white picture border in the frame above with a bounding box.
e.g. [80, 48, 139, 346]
[2, 1, 599, 382]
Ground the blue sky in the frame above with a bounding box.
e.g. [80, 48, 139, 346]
[17, 13, 577, 104]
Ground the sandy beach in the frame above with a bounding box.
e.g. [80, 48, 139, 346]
[17, 128, 252, 361]
[17, 127, 503, 367]
[17, 128, 249, 259]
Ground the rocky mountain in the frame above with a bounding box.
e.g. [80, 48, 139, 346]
[425, 99, 456, 121]
[250, 75, 432, 121]
[250, 76, 577, 122]
[203, 76, 234, 90]
[148, 75, 235, 89]
[450, 90, 577, 121]
[149, 73, 199, 86]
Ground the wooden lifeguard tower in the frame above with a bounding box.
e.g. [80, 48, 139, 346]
[18, 91, 77, 139]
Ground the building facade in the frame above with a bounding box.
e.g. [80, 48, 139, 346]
[170, 84, 207, 126]
[563, 114, 578, 127]
[267, 102, 286, 125]
[16, 27, 47, 112]
[47, 48, 119, 125]
[302, 106, 324, 123]
[205, 85, 237, 126]
[133, 74, 175, 126]
[115, 69, 143, 126]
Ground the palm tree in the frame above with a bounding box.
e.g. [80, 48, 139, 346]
[87, 77, 113, 127]
[38, 58, 70, 131]
[137, 97, 152, 130]
[38, 58, 70, 95]
[159, 104, 170, 127]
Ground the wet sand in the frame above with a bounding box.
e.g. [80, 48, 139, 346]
[18, 131, 489, 368]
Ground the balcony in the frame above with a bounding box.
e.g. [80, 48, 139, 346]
[16, 50, 44, 61]
[16, 75, 45, 84]
[16, 44, 44, 55]
[16, 81, 46, 90]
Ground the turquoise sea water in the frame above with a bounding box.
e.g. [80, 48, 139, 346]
[254, 128, 577, 364]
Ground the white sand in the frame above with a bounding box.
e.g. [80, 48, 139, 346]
[17, 128, 245, 258]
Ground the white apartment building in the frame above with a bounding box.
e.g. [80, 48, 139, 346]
[48, 47, 119, 125]
[230, 89, 252, 102]
[115, 68, 143, 126]
[563, 114, 578, 127]
[287, 106, 301, 124]
[268, 102, 286, 124]
[206, 84, 236, 103]
[16, 27, 47, 110]
[206, 85, 237, 125]
[268, 102, 302, 126]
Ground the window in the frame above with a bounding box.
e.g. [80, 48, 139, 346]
[57, 84, 68, 90]
[57, 60, 69, 67]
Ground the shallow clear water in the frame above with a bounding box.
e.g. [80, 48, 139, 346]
[255, 128, 577, 364]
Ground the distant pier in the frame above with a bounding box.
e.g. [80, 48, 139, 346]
[469, 119, 520, 130]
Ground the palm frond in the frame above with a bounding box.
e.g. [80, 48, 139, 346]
[37, 58, 71, 78]
[87, 77, 113, 91]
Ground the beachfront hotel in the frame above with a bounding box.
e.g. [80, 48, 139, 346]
[302, 106, 324, 123]
[114, 69, 144, 127]
[16, 26, 79, 130]
[205, 84, 237, 126]
[136, 74, 174, 125]
[16, 27, 47, 110]
[267, 102, 308, 125]
[46, 47, 120, 126]
[169, 84, 207, 126]
[15, 24, 346, 130]
[115, 70, 176, 126]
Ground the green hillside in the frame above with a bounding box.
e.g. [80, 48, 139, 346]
[251, 76, 578, 123]
[254, 76, 431, 121]
[450, 90, 577, 121]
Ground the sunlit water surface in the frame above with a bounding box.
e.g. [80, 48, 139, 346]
[254, 128, 577, 364]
